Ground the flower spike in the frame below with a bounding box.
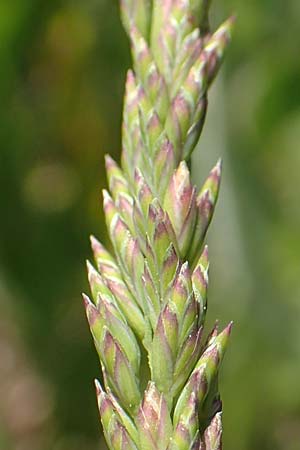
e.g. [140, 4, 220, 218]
[84, 1, 234, 449]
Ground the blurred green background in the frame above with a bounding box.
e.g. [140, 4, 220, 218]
[1, 1, 300, 449]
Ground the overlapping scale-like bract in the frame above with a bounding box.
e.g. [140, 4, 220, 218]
[84, 1, 234, 449]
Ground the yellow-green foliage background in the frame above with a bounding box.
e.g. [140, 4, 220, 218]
[1, 1, 300, 449]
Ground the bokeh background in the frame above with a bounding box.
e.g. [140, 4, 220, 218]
[1, 1, 300, 449]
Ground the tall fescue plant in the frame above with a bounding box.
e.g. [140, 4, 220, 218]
[84, 1, 234, 449]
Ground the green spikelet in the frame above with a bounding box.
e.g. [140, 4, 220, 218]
[84, 1, 235, 448]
